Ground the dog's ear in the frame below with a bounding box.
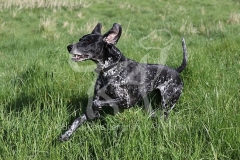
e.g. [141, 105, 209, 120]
[91, 23, 102, 35]
[103, 23, 122, 45]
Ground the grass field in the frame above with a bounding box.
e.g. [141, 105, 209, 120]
[0, 0, 240, 159]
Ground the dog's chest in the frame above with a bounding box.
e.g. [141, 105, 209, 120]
[96, 67, 148, 102]
[96, 71, 127, 91]
[95, 72, 143, 106]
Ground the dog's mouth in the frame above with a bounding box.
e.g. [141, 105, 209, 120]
[71, 54, 91, 62]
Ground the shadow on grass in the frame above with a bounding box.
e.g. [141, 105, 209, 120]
[5, 92, 43, 113]
[5, 65, 52, 112]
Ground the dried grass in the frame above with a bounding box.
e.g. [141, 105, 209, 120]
[228, 13, 240, 24]
[0, 0, 91, 9]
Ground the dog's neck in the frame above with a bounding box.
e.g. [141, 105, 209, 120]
[94, 45, 126, 74]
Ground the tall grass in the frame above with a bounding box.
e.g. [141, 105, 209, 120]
[0, 0, 240, 159]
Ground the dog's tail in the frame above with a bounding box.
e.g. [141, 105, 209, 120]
[176, 37, 187, 73]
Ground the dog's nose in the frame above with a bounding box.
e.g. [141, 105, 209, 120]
[67, 45, 73, 52]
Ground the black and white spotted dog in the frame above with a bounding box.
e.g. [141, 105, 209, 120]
[60, 23, 187, 141]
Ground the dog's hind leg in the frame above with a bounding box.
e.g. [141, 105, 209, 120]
[158, 84, 183, 120]
[160, 94, 170, 120]
[160, 94, 178, 120]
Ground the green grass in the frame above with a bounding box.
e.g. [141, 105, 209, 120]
[0, 0, 240, 159]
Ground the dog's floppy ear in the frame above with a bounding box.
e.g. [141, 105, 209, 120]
[91, 23, 102, 35]
[103, 23, 122, 45]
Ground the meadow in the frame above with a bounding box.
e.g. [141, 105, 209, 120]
[0, 0, 240, 159]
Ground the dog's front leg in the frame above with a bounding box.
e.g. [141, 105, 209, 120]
[60, 96, 102, 141]
[60, 114, 88, 141]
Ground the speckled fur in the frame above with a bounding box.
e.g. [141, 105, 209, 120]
[60, 23, 187, 141]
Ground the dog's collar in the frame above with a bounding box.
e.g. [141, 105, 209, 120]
[95, 63, 118, 74]
[94, 64, 117, 74]
[101, 54, 122, 73]
[101, 64, 117, 73]
[95, 45, 122, 74]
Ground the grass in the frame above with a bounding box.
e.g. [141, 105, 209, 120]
[0, 0, 240, 159]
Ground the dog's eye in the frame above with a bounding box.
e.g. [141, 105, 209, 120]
[84, 39, 92, 44]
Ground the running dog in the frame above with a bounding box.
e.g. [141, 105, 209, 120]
[60, 23, 187, 141]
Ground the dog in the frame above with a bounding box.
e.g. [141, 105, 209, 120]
[60, 23, 187, 141]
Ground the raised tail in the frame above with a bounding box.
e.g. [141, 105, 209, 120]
[176, 37, 187, 73]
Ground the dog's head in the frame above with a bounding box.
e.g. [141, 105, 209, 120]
[67, 23, 122, 62]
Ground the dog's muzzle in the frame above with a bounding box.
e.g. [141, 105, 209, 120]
[67, 44, 91, 62]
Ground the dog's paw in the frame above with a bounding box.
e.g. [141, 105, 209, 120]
[59, 134, 71, 142]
